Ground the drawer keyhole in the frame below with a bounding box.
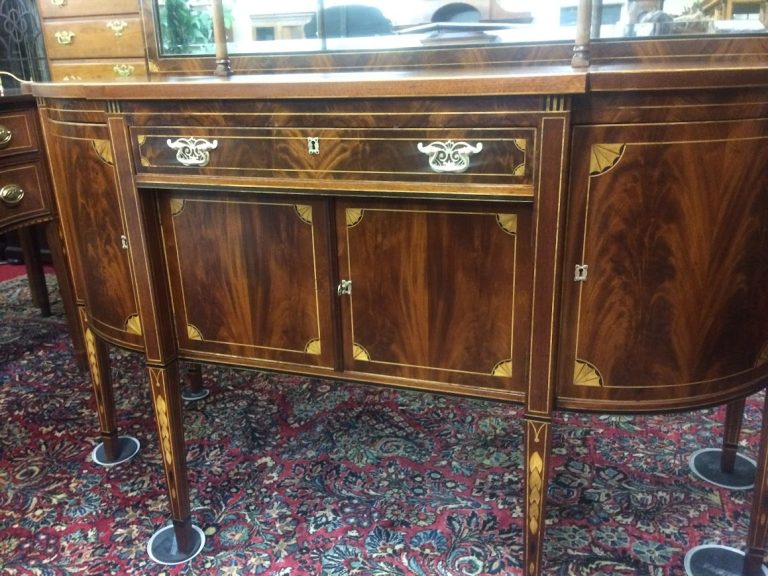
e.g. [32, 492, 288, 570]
[307, 137, 320, 155]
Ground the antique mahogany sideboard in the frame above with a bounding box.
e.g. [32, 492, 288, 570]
[27, 31, 768, 576]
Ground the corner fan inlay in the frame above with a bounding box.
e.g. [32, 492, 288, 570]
[513, 139, 527, 176]
[125, 314, 142, 335]
[496, 214, 517, 235]
[574, 359, 603, 387]
[346, 208, 364, 227]
[187, 325, 203, 341]
[304, 339, 322, 355]
[492, 360, 513, 377]
[353, 344, 371, 361]
[295, 205, 313, 225]
[589, 144, 626, 176]
[92, 140, 114, 165]
[755, 343, 768, 368]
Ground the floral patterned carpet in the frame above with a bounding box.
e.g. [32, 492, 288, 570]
[0, 274, 764, 575]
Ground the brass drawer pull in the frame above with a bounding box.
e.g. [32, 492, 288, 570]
[113, 64, 135, 78]
[0, 184, 24, 207]
[0, 125, 11, 149]
[166, 137, 219, 167]
[106, 20, 128, 36]
[417, 140, 483, 174]
[54, 30, 75, 45]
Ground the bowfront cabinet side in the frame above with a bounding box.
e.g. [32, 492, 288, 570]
[158, 190, 337, 370]
[335, 199, 531, 400]
[559, 113, 768, 412]
[41, 106, 142, 349]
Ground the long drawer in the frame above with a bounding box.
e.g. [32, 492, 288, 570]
[37, 0, 140, 19]
[132, 126, 534, 193]
[43, 16, 144, 60]
[50, 60, 149, 82]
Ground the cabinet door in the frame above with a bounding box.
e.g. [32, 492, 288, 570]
[159, 191, 335, 370]
[44, 118, 141, 348]
[336, 199, 531, 399]
[559, 120, 768, 411]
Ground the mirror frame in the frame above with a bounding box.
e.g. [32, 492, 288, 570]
[140, 0, 767, 79]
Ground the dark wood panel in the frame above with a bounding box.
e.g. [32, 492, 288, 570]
[160, 191, 335, 368]
[559, 119, 768, 410]
[336, 199, 532, 393]
[44, 118, 141, 347]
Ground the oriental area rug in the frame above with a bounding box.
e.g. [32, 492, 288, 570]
[0, 273, 764, 575]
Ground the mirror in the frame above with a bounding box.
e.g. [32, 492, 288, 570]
[155, 0, 584, 57]
[591, 0, 767, 38]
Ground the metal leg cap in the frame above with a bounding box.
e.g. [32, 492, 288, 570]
[147, 524, 205, 565]
[91, 436, 140, 467]
[181, 387, 210, 402]
[689, 448, 756, 489]
[685, 545, 768, 576]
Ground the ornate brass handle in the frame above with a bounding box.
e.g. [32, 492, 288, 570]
[0, 125, 12, 149]
[106, 20, 128, 36]
[0, 184, 24, 207]
[417, 140, 483, 174]
[113, 64, 135, 78]
[54, 30, 75, 45]
[167, 137, 218, 167]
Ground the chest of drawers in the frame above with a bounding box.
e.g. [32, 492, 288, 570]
[36, 0, 148, 82]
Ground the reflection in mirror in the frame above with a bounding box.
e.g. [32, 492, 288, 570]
[592, 0, 767, 38]
[156, 0, 585, 57]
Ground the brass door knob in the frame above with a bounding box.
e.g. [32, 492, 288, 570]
[0, 125, 12, 149]
[0, 184, 24, 207]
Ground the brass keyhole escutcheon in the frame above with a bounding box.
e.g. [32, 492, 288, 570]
[0, 184, 24, 207]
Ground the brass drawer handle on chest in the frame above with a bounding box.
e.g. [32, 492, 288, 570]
[113, 64, 135, 79]
[166, 137, 219, 167]
[0, 125, 12, 149]
[54, 30, 75, 45]
[0, 184, 24, 207]
[106, 20, 128, 37]
[417, 140, 483, 174]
